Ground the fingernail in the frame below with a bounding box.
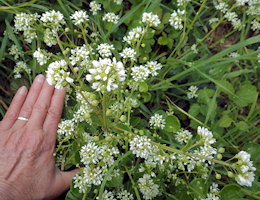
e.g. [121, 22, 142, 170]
[19, 86, 27, 94]
[35, 74, 45, 83]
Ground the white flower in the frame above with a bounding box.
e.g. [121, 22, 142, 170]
[97, 43, 115, 57]
[46, 60, 73, 89]
[86, 57, 126, 92]
[40, 10, 65, 32]
[149, 113, 165, 129]
[123, 26, 145, 45]
[97, 190, 116, 200]
[138, 174, 160, 200]
[131, 65, 150, 82]
[145, 61, 162, 76]
[90, 1, 102, 15]
[102, 12, 120, 24]
[142, 12, 161, 27]
[119, 47, 136, 61]
[251, 19, 260, 31]
[235, 172, 255, 187]
[130, 135, 159, 161]
[169, 10, 185, 30]
[13, 61, 31, 79]
[14, 13, 39, 43]
[191, 44, 198, 54]
[117, 189, 134, 200]
[33, 48, 50, 65]
[197, 126, 216, 145]
[9, 45, 23, 60]
[57, 119, 75, 137]
[187, 85, 198, 99]
[175, 129, 192, 144]
[177, 0, 191, 7]
[236, 151, 251, 162]
[70, 10, 89, 26]
[214, 1, 228, 13]
[43, 29, 57, 47]
[69, 44, 92, 66]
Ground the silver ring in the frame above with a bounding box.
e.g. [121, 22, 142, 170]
[17, 117, 29, 121]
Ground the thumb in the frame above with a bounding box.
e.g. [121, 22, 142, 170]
[52, 168, 80, 197]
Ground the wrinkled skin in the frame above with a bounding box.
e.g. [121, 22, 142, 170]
[0, 75, 78, 200]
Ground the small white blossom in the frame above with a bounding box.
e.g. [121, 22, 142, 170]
[86, 57, 126, 92]
[70, 10, 89, 26]
[191, 44, 198, 54]
[46, 60, 73, 89]
[187, 85, 198, 99]
[90, 1, 102, 15]
[197, 126, 216, 146]
[13, 61, 31, 79]
[9, 45, 23, 60]
[236, 0, 249, 6]
[138, 174, 160, 200]
[113, 0, 123, 5]
[142, 12, 161, 27]
[97, 43, 115, 57]
[57, 119, 75, 137]
[145, 61, 163, 76]
[102, 12, 120, 24]
[214, 1, 228, 13]
[119, 47, 136, 61]
[123, 26, 145, 45]
[149, 113, 165, 129]
[43, 29, 57, 47]
[169, 10, 185, 30]
[40, 10, 65, 32]
[131, 65, 150, 82]
[69, 44, 92, 66]
[117, 189, 134, 200]
[33, 48, 50, 65]
[251, 19, 260, 31]
[175, 129, 192, 144]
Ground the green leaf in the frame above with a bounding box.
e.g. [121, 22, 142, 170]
[232, 83, 258, 107]
[164, 115, 180, 132]
[139, 82, 149, 92]
[158, 35, 169, 45]
[141, 92, 151, 103]
[236, 121, 248, 131]
[220, 184, 243, 200]
[219, 115, 233, 128]
[198, 89, 214, 104]
[244, 143, 260, 163]
[106, 173, 123, 187]
[188, 104, 201, 117]
[189, 178, 209, 199]
[217, 80, 234, 97]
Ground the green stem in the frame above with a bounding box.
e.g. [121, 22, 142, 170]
[125, 167, 142, 200]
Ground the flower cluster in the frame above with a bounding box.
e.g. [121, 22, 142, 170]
[85, 57, 126, 92]
[13, 61, 31, 79]
[102, 12, 120, 24]
[57, 119, 75, 137]
[234, 151, 256, 187]
[90, 1, 102, 15]
[70, 10, 89, 26]
[69, 44, 92, 66]
[9, 45, 23, 60]
[33, 48, 50, 66]
[169, 9, 185, 30]
[187, 85, 198, 99]
[123, 26, 145, 45]
[138, 174, 160, 200]
[142, 12, 161, 27]
[46, 60, 73, 89]
[119, 47, 136, 61]
[97, 189, 134, 200]
[74, 142, 119, 192]
[97, 43, 115, 57]
[201, 183, 220, 200]
[149, 113, 165, 129]
[175, 129, 192, 144]
[40, 10, 65, 32]
[14, 13, 39, 43]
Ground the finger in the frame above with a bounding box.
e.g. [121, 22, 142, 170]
[13, 75, 45, 129]
[0, 86, 28, 131]
[51, 169, 80, 197]
[28, 80, 55, 128]
[43, 88, 66, 142]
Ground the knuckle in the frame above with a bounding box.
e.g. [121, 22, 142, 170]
[20, 104, 33, 116]
[48, 106, 61, 120]
[34, 103, 49, 113]
[4, 112, 18, 121]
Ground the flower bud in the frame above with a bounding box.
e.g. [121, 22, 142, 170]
[218, 147, 225, 153]
[216, 174, 221, 180]
[228, 171, 234, 178]
[217, 154, 223, 160]
[120, 115, 127, 122]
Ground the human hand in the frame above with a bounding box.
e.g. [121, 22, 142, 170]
[0, 75, 78, 200]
